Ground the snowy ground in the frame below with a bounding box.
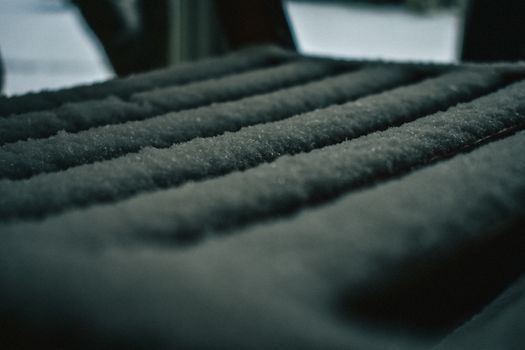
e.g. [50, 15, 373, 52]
[0, 0, 114, 96]
[285, 0, 462, 63]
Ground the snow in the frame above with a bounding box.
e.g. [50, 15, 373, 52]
[0, 0, 113, 95]
[285, 0, 462, 63]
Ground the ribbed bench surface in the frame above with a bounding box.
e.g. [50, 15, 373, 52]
[0, 46, 524, 350]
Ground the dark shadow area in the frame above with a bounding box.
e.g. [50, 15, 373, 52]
[72, 0, 169, 75]
[216, 0, 295, 50]
[339, 217, 525, 338]
[462, 0, 525, 62]
[0, 317, 158, 350]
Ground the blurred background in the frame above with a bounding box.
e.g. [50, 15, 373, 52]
[0, 0, 523, 95]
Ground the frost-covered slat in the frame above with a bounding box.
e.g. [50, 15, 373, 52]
[0, 71, 522, 221]
[128, 60, 346, 110]
[1, 104, 524, 249]
[0, 60, 342, 144]
[0, 66, 423, 179]
[0, 97, 160, 146]
[0, 46, 295, 117]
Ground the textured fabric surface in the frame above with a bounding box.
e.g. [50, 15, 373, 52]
[0, 47, 524, 349]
